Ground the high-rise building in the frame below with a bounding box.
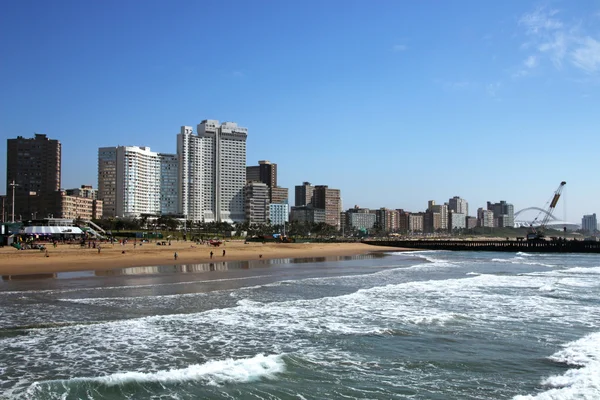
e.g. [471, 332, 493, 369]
[582, 214, 597, 233]
[408, 213, 424, 232]
[160, 154, 178, 215]
[6, 134, 61, 219]
[178, 120, 247, 223]
[375, 208, 400, 232]
[6, 134, 61, 197]
[271, 187, 289, 204]
[246, 160, 277, 187]
[97, 146, 161, 218]
[312, 185, 341, 229]
[449, 196, 468, 216]
[244, 182, 270, 224]
[487, 200, 514, 228]
[428, 203, 448, 231]
[295, 182, 314, 207]
[477, 208, 495, 227]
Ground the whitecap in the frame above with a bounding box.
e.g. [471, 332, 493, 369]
[29, 353, 285, 390]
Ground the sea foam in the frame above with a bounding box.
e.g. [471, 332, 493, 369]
[514, 332, 600, 399]
[33, 353, 285, 390]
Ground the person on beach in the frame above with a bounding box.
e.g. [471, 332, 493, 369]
[222, 249, 226, 257]
[45, 250, 49, 257]
[210, 251, 213, 259]
[98, 245, 101, 254]
[174, 252, 178, 260]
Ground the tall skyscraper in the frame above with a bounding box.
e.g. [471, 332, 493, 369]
[97, 146, 161, 218]
[295, 182, 314, 207]
[312, 185, 341, 229]
[6, 134, 61, 219]
[7, 134, 61, 196]
[160, 153, 179, 215]
[448, 196, 468, 216]
[177, 120, 247, 222]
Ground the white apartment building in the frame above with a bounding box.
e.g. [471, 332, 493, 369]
[98, 146, 161, 218]
[269, 203, 289, 227]
[177, 120, 247, 223]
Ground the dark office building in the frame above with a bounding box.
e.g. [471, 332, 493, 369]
[7, 134, 61, 196]
[6, 134, 61, 220]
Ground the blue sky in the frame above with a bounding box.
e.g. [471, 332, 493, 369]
[1, 0, 598, 223]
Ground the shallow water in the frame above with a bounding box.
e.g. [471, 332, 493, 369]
[0, 251, 599, 399]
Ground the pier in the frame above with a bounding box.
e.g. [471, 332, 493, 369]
[363, 239, 600, 253]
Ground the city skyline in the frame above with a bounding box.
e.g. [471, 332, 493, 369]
[1, 1, 598, 221]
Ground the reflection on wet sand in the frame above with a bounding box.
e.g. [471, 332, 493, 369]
[1, 254, 388, 280]
[95, 254, 385, 276]
[2, 273, 57, 281]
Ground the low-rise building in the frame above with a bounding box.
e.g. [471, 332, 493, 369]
[269, 203, 289, 227]
[290, 205, 326, 224]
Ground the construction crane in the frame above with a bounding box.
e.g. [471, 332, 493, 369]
[527, 181, 567, 241]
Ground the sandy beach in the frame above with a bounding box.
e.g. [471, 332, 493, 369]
[0, 240, 411, 276]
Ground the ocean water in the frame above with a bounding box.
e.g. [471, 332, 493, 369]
[1, 251, 599, 399]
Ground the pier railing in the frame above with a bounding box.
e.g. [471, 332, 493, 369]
[363, 239, 600, 253]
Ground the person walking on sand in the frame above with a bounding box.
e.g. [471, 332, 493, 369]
[174, 252, 178, 260]
[222, 249, 226, 257]
[210, 251, 213, 259]
[98, 245, 101, 254]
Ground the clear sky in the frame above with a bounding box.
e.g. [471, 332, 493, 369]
[1, 0, 598, 223]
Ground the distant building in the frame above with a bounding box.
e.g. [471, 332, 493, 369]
[290, 205, 325, 224]
[177, 120, 247, 223]
[7, 133, 61, 197]
[269, 203, 289, 227]
[295, 182, 314, 207]
[345, 206, 376, 231]
[375, 208, 400, 232]
[246, 160, 277, 188]
[270, 186, 289, 204]
[408, 213, 424, 232]
[449, 212, 466, 230]
[487, 200, 514, 228]
[582, 214, 597, 233]
[244, 182, 270, 224]
[98, 146, 161, 218]
[159, 154, 178, 215]
[6, 134, 61, 220]
[428, 202, 448, 231]
[477, 208, 494, 228]
[397, 209, 410, 233]
[312, 185, 341, 229]
[44, 191, 103, 220]
[65, 185, 98, 200]
[448, 196, 468, 216]
[466, 216, 478, 230]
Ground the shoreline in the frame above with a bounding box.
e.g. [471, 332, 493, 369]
[0, 241, 414, 276]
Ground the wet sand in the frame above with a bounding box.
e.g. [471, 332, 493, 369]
[0, 241, 411, 275]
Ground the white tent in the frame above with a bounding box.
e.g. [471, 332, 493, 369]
[23, 226, 84, 235]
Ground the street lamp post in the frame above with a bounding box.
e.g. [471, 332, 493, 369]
[9, 180, 19, 223]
